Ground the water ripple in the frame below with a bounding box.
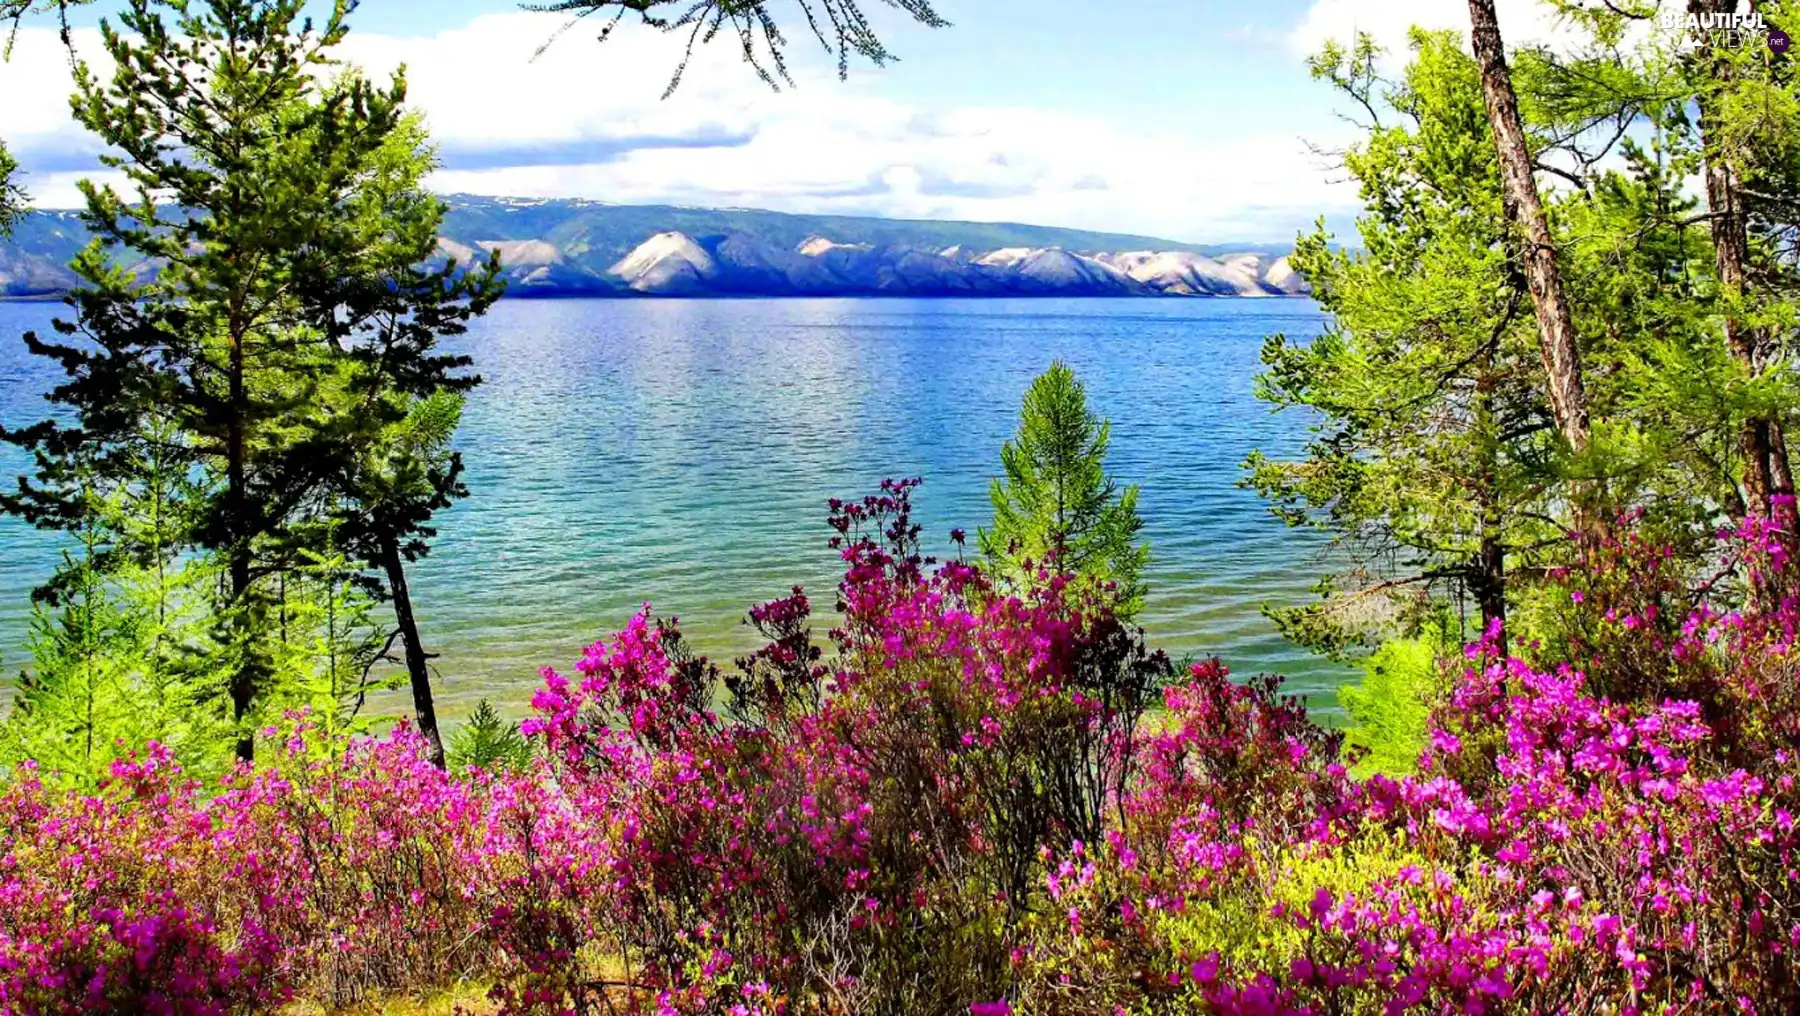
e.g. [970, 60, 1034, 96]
[0, 297, 1351, 718]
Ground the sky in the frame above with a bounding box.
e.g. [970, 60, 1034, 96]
[0, 0, 1579, 245]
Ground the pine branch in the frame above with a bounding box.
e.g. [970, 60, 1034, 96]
[521, 0, 946, 94]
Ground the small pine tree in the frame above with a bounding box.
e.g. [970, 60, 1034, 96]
[1337, 625, 1453, 778]
[0, 467, 228, 785]
[980, 361, 1149, 614]
[2, 522, 147, 783]
[331, 391, 472, 768]
[446, 699, 533, 773]
[267, 542, 395, 747]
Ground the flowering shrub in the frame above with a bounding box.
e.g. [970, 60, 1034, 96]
[0, 721, 610, 1014]
[511, 478, 1170, 1015]
[1, 483, 1797, 1015]
[0, 748, 288, 1016]
[1017, 527, 1800, 1015]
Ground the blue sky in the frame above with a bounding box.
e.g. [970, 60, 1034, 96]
[0, 0, 1567, 244]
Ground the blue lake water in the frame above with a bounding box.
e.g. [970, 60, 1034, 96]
[0, 297, 1348, 718]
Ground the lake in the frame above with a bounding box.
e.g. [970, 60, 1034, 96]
[0, 296, 1348, 718]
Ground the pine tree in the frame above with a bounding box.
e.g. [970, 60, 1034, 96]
[1258, 17, 1781, 659]
[0, 450, 228, 785]
[0, 0, 498, 763]
[1465, 0, 1592, 463]
[446, 699, 534, 773]
[307, 108, 501, 768]
[1, 484, 148, 782]
[268, 541, 393, 746]
[1337, 622, 1454, 778]
[980, 361, 1148, 614]
[1522, 0, 1800, 602]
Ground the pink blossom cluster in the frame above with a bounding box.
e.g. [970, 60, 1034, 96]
[0, 722, 612, 1014]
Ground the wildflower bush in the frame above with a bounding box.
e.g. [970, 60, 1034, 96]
[1021, 519, 1800, 1015]
[2, 482, 1797, 1014]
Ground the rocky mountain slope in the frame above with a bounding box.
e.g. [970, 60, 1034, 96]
[0, 196, 1307, 299]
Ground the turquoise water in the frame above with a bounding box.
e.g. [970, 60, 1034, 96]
[0, 297, 1347, 717]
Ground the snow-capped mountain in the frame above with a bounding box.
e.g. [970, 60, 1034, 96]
[1095, 250, 1306, 297]
[0, 196, 1308, 299]
[605, 232, 1305, 299]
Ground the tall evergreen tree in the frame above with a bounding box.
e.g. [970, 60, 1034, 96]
[307, 110, 501, 767]
[981, 361, 1149, 614]
[1466, 0, 1593, 463]
[1246, 31, 1564, 657]
[1258, 13, 1793, 658]
[0, 0, 497, 762]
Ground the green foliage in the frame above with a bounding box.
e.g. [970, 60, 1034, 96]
[1147, 827, 1435, 979]
[333, 392, 468, 570]
[980, 361, 1149, 614]
[0, 448, 233, 786]
[446, 699, 534, 773]
[327, 390, 476, 766]
[1254, 16, 1797, 659]
[3, 528, 167, 784]
[1246, 30, 1559, 655]
[1526, 1, 1800, 537]
[267, 545, 397, 744]
[1338, 627, 1449, 778]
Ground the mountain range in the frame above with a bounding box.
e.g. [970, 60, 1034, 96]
[0, 195, 1308, 300]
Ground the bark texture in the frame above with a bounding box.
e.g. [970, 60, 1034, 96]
[1466, 0, 1593, 458]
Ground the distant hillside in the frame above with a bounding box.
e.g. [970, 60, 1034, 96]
[0, 195, 1306, 299]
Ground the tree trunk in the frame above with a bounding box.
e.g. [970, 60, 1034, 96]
[227, 331, 256, 765]
[1771, 423, 1795, 518]
[1475, 532, 1507, 653]
[1466, 0, 1592, 459]
[383, 536, 445, 768]
[1475, 347, 1507, 653]
[1690, 0, 1800, 597]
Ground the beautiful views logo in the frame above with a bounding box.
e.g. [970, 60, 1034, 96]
[1661, 9, 1790, 52]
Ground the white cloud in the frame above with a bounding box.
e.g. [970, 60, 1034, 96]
[0, 12, 1362, 243]
[0, 25, 109, 206]
[12, 170, 128, 210]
